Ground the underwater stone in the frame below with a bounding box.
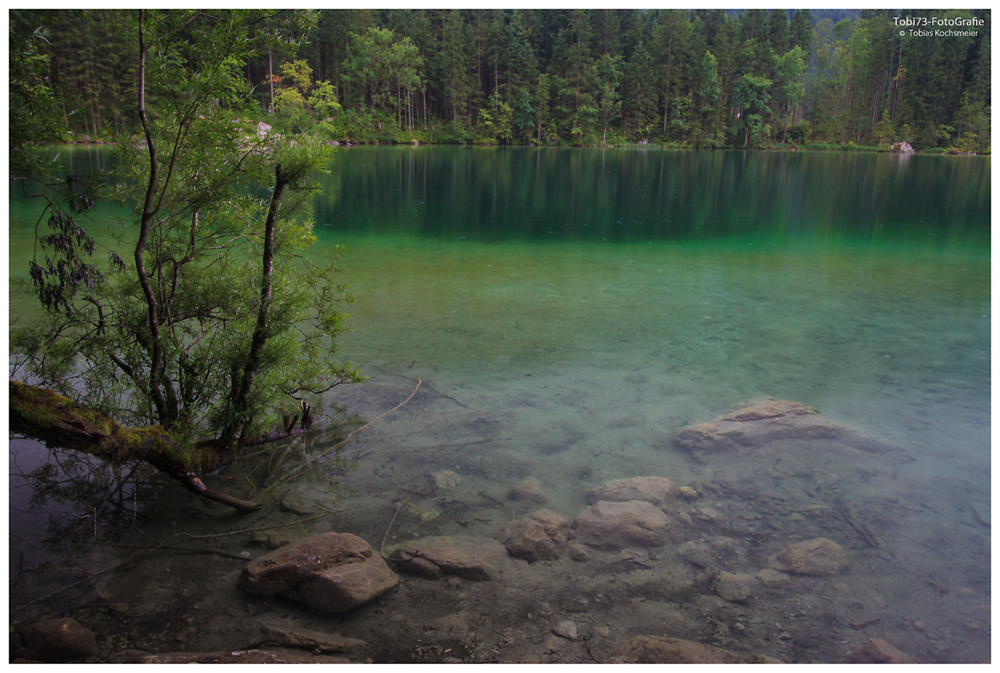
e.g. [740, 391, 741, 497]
[678, 486, 699, 500]
[552, 620, 578, 641]
[506, 477, 549, 504]
[773, 537, 848, 576]
[849, 638, 915, 663]
[572, 500, 672, 549]
[755, 568, 791, 591]
[431, 469, 462, 493]
[497, 509, 569, 562]
[19, 618, 99, 663]
[715, 571, 756, 603]
[567, 541, 591, 562]
[586, 476, 676, 507]
[673, 398, 841, 455]
[387, 536, 508, 581]
[239, 532, 398, 613]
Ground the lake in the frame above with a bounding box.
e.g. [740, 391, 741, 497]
[8, 146, 991, 663]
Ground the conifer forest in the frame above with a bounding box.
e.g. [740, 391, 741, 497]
[10, 8, 992, 152]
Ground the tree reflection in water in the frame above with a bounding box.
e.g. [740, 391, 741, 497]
[10, 438, 161, 614]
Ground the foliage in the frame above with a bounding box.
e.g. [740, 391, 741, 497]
[9, 23, 67, 177]
[12, 8, 993, 149]
[308, 80, 343, 119]
[11, 9, 363, 460]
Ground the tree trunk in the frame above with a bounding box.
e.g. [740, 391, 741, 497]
[136, 10, 174, 427]
[221, 164, 290, 451]
[9, 380, 259, 511]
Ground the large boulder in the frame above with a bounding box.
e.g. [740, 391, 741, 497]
[673, 398, 841, 455]
[585, 476, 675, 508]
[19, 618, 99, 662]
[239, 532, 398, 613]
[497, 510, 569, 562]
[621, 636, 782, 663]
[572, 500, 673, 549]
[387, 536, 508, 581]
[772, 537, 848, 576]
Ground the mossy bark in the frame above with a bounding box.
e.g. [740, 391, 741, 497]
[9, 380, 258, 510]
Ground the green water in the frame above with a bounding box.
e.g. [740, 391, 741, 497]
[305, 148, 989, 420]
[8, 146, 991, 662]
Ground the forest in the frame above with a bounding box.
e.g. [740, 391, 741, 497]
[10, 8, 992, 152]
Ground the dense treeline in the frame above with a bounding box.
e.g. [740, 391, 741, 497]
[10, 8, 991, 151]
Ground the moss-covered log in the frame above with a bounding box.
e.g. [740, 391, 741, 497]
[9, 380, 259, 510]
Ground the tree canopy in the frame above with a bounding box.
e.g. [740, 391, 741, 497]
[10, 8, 991, 149]
[10, 9, 363, 506]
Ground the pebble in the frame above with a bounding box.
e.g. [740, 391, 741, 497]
[678, 486, 699, 500]
[553, 620, 578, 641]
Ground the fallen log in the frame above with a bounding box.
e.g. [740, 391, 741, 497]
[9, 380, 258, 511]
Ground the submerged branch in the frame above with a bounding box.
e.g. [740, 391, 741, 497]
[9, 380, 256, 511]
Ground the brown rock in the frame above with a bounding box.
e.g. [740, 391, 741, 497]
[431, 469, 462, 493]
[774, 537, 848, 576]
[497, 510, 569, 562]
[573, 500, 672, 549]
[239, 532, 398, 613]
[20, 618, 98, 662]
[756, 568, 792, 591]
[673, 398, 841, 454]
[621, 636, 782, 663]
[506, 477, 548, 504]
[848, 638, 915, 663]
[715, 571, 756, 603]
[387, 536, 508, 581]
[257, 618, 366, 654]
[586, 476, 676, 507]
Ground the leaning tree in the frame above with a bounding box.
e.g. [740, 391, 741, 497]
[10, 9, 364, 510]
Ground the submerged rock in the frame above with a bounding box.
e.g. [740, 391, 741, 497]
[678, 486, 699, 500]
[715, 571, 756, 603]
[19, 617, 98, 662]
[256, 618, 367, 654]
[586, 476, 676, 507]
[497, 509, 569, 562]
[573, 500, 673, 549]
[431, 469, 462, 493]
[387, 536, 508, 581]
[506, 477, 549, 504]
[621, 636, 782, 663]
[772, 537, 848, 576]
[848, 638, 915, 663]
[552, 620, 578, 641]
[673, 398, 841, 455]
[239, 532, 398, 613]
[756, 568, 792, 591]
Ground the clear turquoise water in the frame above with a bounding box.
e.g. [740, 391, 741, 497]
[8, 146, 991, 661]
[311, 148, 989, 425]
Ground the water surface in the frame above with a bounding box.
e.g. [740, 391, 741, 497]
[8, 146, 990, 662]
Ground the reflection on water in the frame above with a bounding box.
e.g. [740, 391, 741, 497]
[8, 148, 990, 663]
